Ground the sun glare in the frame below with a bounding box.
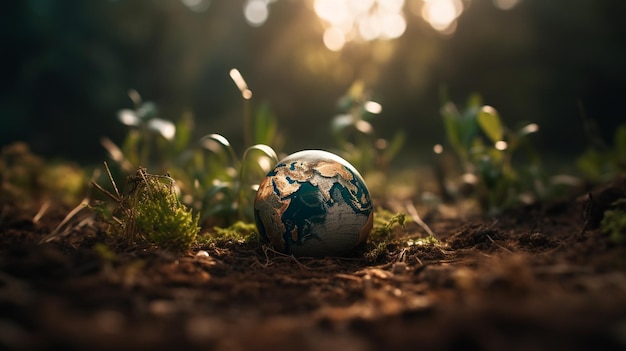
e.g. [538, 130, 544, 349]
[313, 0, 407, 50]
[364, 100, 383, 114]
[495, 140, 508, 151]
[229, 68, 253, 99]
[323, 27, 347, 51]
[234, 0, 522, 51]
[421, 0, 464, 32]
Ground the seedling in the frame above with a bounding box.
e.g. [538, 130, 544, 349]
[600, 198, 626, 244]
[369, 208, 406, 242]
[437, 93, 543, 214]
[189, 134, 278, 223]
[102, 85, 280, 225]
[364, 208, 408, 261]
[332, 81, 405, 175]
[92, 163, 200, 251]
[577, 122, 626, 183]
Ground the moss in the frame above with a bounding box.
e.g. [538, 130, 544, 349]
[370, 208, 406, 243]
[199, 220, 259, 244]
[96, 167, 200, 252]
[133, 179, 200, 251]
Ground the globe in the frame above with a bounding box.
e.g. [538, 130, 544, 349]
[254, 150, 373, 257]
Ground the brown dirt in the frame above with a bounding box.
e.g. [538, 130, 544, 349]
[1, 178, 626, 351]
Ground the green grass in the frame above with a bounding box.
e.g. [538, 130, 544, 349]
[92, 165, 199, 251]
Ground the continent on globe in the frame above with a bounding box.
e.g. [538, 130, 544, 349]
[254, 150, 373, 257]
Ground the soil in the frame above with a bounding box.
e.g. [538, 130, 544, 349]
[1, 176, 626, 351]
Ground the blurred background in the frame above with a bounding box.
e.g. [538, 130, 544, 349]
[3, 0, 626, 167]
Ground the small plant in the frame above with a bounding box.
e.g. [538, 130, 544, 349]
[332, 81, 405, 175]
[92, 164, 200, 251]
[369, 208, 406, 242]
[102, 84, 280, 225]
[185, 134, 278, 224]
[437, 93, 544, 214]
[364, 208, 407, 261]
[577, 122, 626, 183]
[0, 142, 86, 207]
[600, 198, 626, 244]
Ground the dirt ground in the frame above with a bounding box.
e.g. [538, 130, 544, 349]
[1, 176, 626, 351]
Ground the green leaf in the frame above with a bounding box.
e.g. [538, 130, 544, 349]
[174, 112, 193, 154]
[466, 93, 483, 109]
[441, 102, 463, 153]
[478, 105, 504, 144]
[576, 148, 607, 180]
[199, 134, 240, 168]
[253, 103, 277, 145]
[614, 125, 626, 165]
[383, 131, 406, 162]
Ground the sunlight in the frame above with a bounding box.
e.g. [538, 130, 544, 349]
[364, 101, 383, 114]
[229, 68, 253, 99]
[495, 140, 508, 151]
[257, 156, 273, 172]
[358, 15, 382, 41]
[347, 0, 375, 14]
[314, 0, 406, 50]
[323, 27, 347, 51]
[147, 119, 176, 140]
[379, 0, 404, 12]
[117, 109, 140, 126]
[380, 12, 406, 39]
[314, 0, 351, 25]
[244, 0, 270, 27]
[421, 0, 463, 32]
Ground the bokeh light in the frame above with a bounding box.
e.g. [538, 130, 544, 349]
[229, 69, 253, 100]
[244, 0, 273, 27]
[180, 0, 211, 13]
[313, 0, 407, 50]
[493, 0, 521, 11]
[494, 140, 508, 151]
[364, 101, 383, 114]
[420, 0, 464, 33]
[242, 0, 525, 50]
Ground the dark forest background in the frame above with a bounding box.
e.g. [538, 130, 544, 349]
[2, 0, 625, 166]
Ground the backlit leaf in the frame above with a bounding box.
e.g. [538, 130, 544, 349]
[478, 105, 504, 144]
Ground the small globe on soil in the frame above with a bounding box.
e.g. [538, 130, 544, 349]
[254, 150, 373, 257]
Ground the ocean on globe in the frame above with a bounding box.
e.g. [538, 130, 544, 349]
[254, 150, 373, 257]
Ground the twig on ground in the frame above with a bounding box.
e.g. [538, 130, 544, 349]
[486, 234, 514, 254]
[262, 245, 314, 270]
[39, 198, 90, 244]
[405, 201, 437, 238]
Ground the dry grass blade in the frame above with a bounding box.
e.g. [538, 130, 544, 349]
[39, 167, 101, 244]
[39, 197, 90, 244]
[405, 201, 437, 238]
[32, 200, 50, 224]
